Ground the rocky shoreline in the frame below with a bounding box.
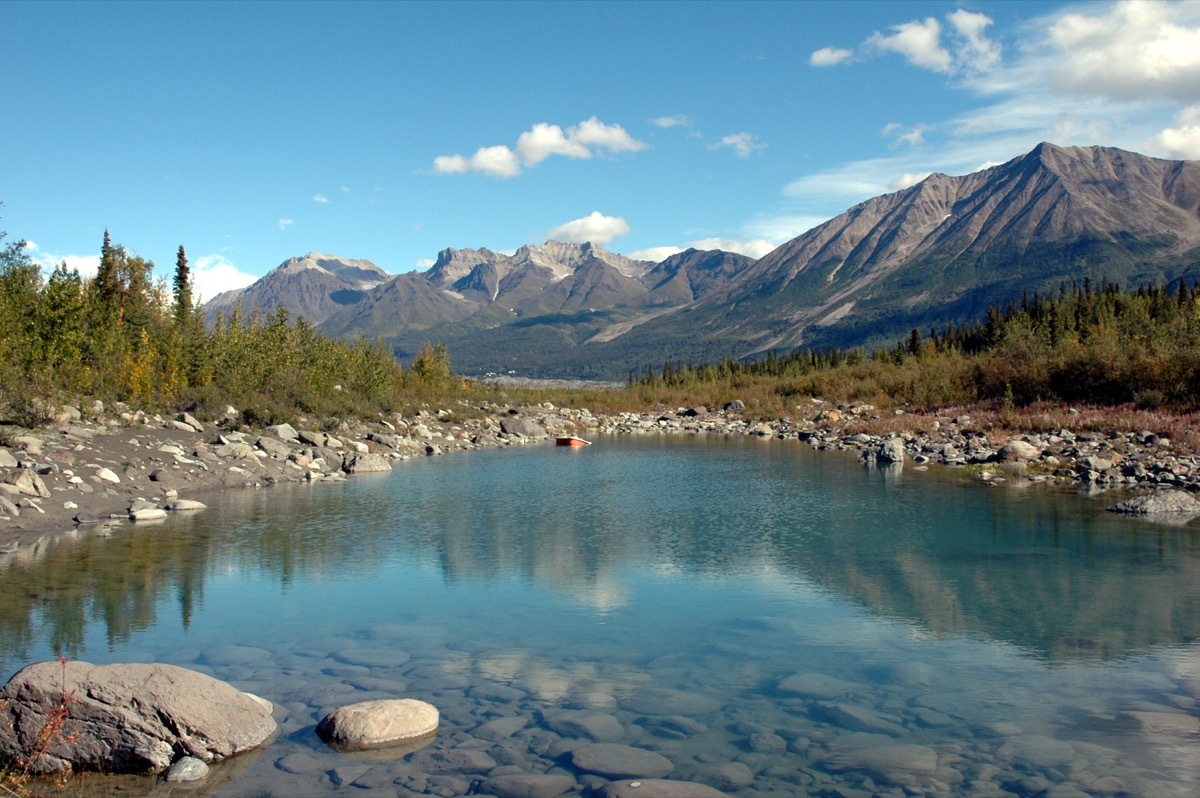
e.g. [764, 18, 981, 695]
[2, 398, 1198, 560]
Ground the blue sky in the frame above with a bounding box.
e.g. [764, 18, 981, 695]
[3, 0, 1199, 301]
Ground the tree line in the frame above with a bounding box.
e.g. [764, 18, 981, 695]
[630, 277, 1200, 412]
[0, 221, 455, 426]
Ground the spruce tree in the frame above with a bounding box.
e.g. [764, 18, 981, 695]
[173, 245, 193, 325]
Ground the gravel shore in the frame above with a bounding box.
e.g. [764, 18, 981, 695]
[3, 398, 1196, 562]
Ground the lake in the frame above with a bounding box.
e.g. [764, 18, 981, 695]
[3, 433, 1200, 796]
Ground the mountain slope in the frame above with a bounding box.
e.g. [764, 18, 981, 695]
[615, 143, 1200, 361]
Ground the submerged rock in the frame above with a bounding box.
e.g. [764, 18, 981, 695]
[571, 743, 674, 779]
[0, 661, 276, 774]
[317, 698, 438, 751]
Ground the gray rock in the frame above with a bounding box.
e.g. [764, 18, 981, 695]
[0, 661, 276, 774]
[165, 755, 210, 782]
[777, 672, 855, 699]
[724, 400, 745, 412]
[256, 436, 294, 458]
[694, 761, 753, 790]
[0, 449, 17, 468]
[344, 453, 392, 473]
[544, 710, 624, 742]
[998, 440, 1042, 462]
[623, 688, 719, 716]
[3, 468, 50, 498]
[265, 423, 299, 442]
[474, 716, 528, 742]
[821, 743, 938, 783]
[813, 701, 905, 735]
[595, 779, 727, 797]
[130, 507, 168, 522]
[877, 438, 906, 463]
[298, 429, 327, 447]
[409, 747, 496, 774]
[500, 418, 546, 438]
[169, 499, 208, 512]
[213, 442, 257, 460]
[94, 467, 121, 484]
[1108, 490, 1200, 515]
[571, 743, 674, 779]
[0, 494, 18, 517]
[316, 699, 438, 751]
[478, 773, 577, 798]
[178, 412, 204, 431]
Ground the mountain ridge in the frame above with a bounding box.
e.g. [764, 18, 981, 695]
[205, 143, 1200, 378]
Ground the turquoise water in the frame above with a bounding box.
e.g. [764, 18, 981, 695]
[4, 434, 1200, 796]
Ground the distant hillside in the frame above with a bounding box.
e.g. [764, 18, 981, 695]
[205, 143, 1200, 378]
[205, 253, 390, 326]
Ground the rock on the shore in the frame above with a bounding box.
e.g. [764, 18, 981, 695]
[998, 440, 1042, 462]
[0, 661, 276, 774]
[316, 698, 438, 751]
[500, 417, 546, 439]
[877, 438, 906, 463]
[1108, 490, 1200, 515]
[344, 453, 392, 473]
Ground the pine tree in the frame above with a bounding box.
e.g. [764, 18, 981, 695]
[173, 245, 193, 325]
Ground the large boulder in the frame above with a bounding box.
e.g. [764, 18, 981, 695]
[500, 418, 546, 439]
[876, 438, 906, 464]
[3, 468, 50, 498]
[0, 661, 276, 774]
[343, 453, 393, 474]
[997, 439, 1042, 462]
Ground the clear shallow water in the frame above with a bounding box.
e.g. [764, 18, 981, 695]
[4, 434, 1200, 796]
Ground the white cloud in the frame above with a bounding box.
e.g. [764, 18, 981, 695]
[745, 214, 830, 242]
[312, 194, 330, 204]
[896, 124, 930, 146]
[868, 17, 953, 73]
[626, 245, 684, 262]
[192, 254, 258, 302]
[278, 217, 294, 230]
[24, 242, 100, 279]
[687, 237, 777, 259]
[652, 115, 692, 128]
[546, 211, 630, 245]
[863, 10, 1001, 76]
[434, 117, 647, 178]
[711, 132, 766, 158]
[948, 9, 1001, 73]
[1152, 105, 1200, 158]
[888, 171, 933, 191]
[810, 46, 854, 67]
[416, 257, 436, 270]
[515, 123, 591, 166]
[1047, 0, 1200, 103]
[467, 145, 522, 178]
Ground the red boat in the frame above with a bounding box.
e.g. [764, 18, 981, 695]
[556, 435, 592, 447]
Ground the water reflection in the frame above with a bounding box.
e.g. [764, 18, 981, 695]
[3, 436, 1200, 681]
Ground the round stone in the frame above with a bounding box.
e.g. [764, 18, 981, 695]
[571, 743, 674, 779]
[317, 699, 438, 751]
[165, 756, 209, 782]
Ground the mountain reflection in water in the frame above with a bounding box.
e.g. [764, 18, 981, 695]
[3, 434, 1200, 677]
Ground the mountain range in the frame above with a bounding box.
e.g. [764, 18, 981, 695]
[206, 143, 1200, 378]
